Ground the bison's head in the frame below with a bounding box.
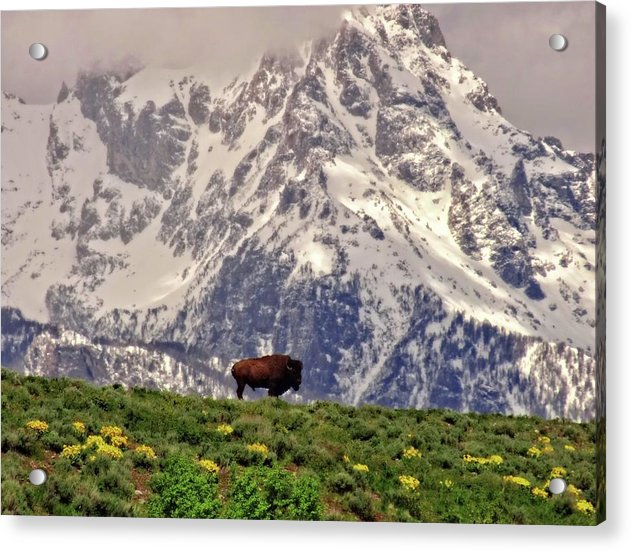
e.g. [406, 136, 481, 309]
[286, 358, 303, 391]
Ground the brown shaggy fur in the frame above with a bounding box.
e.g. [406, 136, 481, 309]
[231, 354, 303, 400]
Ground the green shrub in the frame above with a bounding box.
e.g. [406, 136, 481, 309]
[346, 490, 375, 521]
[96, 463, 134, 500]
[41, 430, 66, 453]
[1, 479, 29, 515]
[225, 467, 270, 519]
[62, 386, 90, 410]
[226, 466, 322, 520]
[329, 471, 355, 494]
[147, 455, 221, 518]
[493, 422, 517, 438]
[349, 422, 377, 441]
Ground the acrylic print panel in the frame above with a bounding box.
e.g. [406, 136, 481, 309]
[0, 2, 605, 524]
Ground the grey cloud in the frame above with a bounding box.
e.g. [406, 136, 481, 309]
[1, 2, 597, 152]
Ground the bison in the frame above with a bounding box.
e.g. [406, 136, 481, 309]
[231, 354, 303, 400]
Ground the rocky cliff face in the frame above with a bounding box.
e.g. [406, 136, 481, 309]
[1, 5, 598, 419]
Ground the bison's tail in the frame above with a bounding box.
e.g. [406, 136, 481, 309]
[230, 362, 240, 377]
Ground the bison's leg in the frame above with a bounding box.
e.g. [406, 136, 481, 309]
[236, 380, 246, 400]
[268, 386, 279, 398]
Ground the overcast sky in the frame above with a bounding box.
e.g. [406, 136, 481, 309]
[1, 2, 598, 152]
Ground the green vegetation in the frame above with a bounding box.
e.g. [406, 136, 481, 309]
[1, 369, 597, 524]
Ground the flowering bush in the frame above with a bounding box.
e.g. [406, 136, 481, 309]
[216, 424, 234, 436]
[60, 444, 83, 463]
[246, 443, 269, 456]
[352, 463, 369, 473]
[25, 420, 48, 433]
[98, 443, 124, 459]
[110, 435, 129, 448]
[463, 454, 503, 465]
[541, 444, 554, 454]
[566, 484, 581, 497]
[85, 435, 107, 449]
[537, 435, 551, 445]
[72, 421, 86, 435]
[527, 446, 542, 458]
[550, 466, 567, 479]
[134, 445, 157, 460]
[564, 444, 576, 452]
[402, 446, 421, 459]
[199, 459, 220, 474]
[399, 475, 420, 491]
[100, 425, 124, 440]
[531, 487, 548, 499]
[84, 434, 123, 459]
[575, 499, 595, 515]
[503, 475, 531, 487]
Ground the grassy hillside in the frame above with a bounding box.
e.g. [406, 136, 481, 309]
[1, 369, 597, 524]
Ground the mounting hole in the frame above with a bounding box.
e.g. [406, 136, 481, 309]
[549, 34, 568, 52]
[29, 43, 48, 61]
[28, 468, 47, 485]
[548, 477, 567, 495]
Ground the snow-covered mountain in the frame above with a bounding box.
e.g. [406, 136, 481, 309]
[1, 5, 597, 420]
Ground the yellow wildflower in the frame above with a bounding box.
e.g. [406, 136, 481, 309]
[25, 420, 48, 433]
[537, 435, 551, 444]
[399, 475, 420, 491]
[100, 425, 124, 440]
[402, 446, 421, 459]
[439, 479, 454, 489]
[564, 444, 576, 452]
[352, 463, 369, 473]
[246, 442, 269, 456]
[85, 435, 107, 449]
[575, 499, 595, 515]
[84, 435, 123, 459]
[110, 435, 128, 448]
[96, 443, 123, 459]
[216, 423, 234, 436]
[531, 487, 548, 499]
[527, 446, 542, 458]
[463, 454, 503, 465]
[199, 459, 220, 474]
[503, 475, 531, 487]
[342, 454, 350, 463]
[60, 444, 83, 462]
[550, 466, 567, 479]
[134, 445, 156, 460]
[566, 484, 582, 497]
[542, 444, 554, 454]
[72, 421, 86, 435]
